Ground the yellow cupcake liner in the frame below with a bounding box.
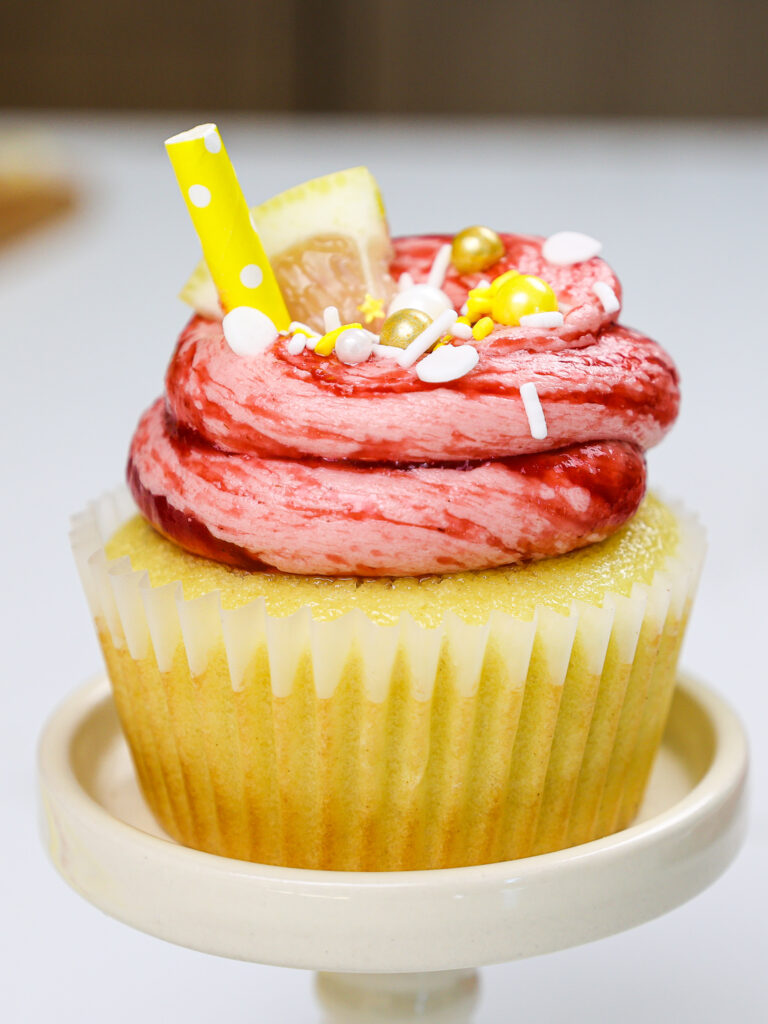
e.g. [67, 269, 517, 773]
[71, 487, 705, 870]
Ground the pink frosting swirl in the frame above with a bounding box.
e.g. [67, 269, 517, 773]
[128, 234, 679, 575]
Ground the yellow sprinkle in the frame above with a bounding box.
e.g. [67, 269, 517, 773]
[456, 315, 471, 326]
[468, 285, 491, 300]
[466, 294, 492, 321]
[315, 323, 362, 356]
[489, 269, 520, 295]
[472, 316, 494, 341]
[357, 293, 385, 324]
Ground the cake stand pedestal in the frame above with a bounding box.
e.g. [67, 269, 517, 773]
[38, 673, 747, 1023]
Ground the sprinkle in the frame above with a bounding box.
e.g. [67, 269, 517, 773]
[592, 281, 620, 314]
[222, 306, 278, 357]
[416, 344, 479, 383]
[315, 322, 361, 356]
[427, 243, 453, 289]
[239, 264, 263, 288]
[358, 293, 385, 323]
[335, 327, 377, 364]
[542, 231, 602, 266]
[187, 183, 211, 208]
[323, 306, 341, 331]
[289, 320, 317, 336]
[460, 301, 469, 316]
[476, 278, 492, 290]
[286, 334, 307, 355]
[449, 321, 473, 340]
[520, 382, 548, 440]
[397, 272, 414, 292]
[388, 283, 453, 320]
[399, 308, 458, 368]
[372, 344, 405, 362]
[472, 316, 494, 340]
[519, 311, 564, 328]
[305, 334, 319, 350]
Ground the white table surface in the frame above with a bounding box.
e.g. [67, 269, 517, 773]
[1, 113, 766, 1023]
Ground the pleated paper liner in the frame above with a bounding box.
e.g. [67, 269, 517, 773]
[71, 488, 705, 871]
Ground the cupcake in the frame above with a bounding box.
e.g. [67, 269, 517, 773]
[71, 124, 703, 870]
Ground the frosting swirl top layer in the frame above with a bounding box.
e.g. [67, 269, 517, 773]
[128, 234, 680, 576]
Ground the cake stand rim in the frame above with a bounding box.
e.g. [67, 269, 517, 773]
[37, 671, 748, 971]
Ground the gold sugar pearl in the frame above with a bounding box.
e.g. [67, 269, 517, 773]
[379, 308, 432, 349]
[451, 226, 505, 274]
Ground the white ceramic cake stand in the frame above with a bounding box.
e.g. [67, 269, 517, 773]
[38, 673, 747, 1023]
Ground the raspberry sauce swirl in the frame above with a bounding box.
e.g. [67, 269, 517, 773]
[128, 234, 679, 576]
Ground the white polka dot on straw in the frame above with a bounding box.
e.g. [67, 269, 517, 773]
[203, 129, 222, 153]
[188, 184, 211, 208]
[240, 264, 263, 288]
[520, 382, 548, 440]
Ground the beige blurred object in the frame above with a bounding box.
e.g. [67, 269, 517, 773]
[0, 134, 75, 245]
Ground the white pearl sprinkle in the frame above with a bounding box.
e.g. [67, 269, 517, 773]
[335, 327, 377, 364]
[388, 284, 453, 321]
[542, 231, 602, 266]
[519, 311, 565, 328]
[188, 184, 211, 208]
[416, 344, 479, 383]
[239, 264, 263, 288]
[520, 382, 548, 440]
[222, 306, 277, 357]
[592, 280, 620, 314]
[203, 129, 222, 153]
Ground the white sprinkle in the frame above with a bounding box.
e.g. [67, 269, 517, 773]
[372, 344, 406, 362]
[222, 307, 277, 357]
[388, 284, 453, 320]
[476, 278, 491, 290]
[335, 327, 376, 364]
[449, 321, 473, 340]
[592, 280, 620, 314]
[397, 272, 414, 292]
[460, 301, 469, 316]
[542, 231, 602, 266]
[187, 184, 211, 208]
[239, 264, 263, 289]
[519, 311, 564, 328]
[416, 344, 479, 383]
[203, 129, 222, 153]
[400, 308, 458, 368]
[427, 243, 452, 289]
[305, 334, 319, 350]
[287, 334, 307, 355]
[520, 382, 548, 440]
[323, 306, 341, 331]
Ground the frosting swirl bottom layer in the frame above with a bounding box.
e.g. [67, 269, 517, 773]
[129, 399, 646, 575]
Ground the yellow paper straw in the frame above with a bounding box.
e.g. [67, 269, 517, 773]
[165, 124, 289, 328]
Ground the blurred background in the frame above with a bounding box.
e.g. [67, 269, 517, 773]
[2, 0, 768, 116]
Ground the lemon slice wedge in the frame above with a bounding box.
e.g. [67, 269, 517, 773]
[179, 166, 394, 331]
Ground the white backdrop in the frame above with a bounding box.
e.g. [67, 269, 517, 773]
[2, 114, 766, 1022]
